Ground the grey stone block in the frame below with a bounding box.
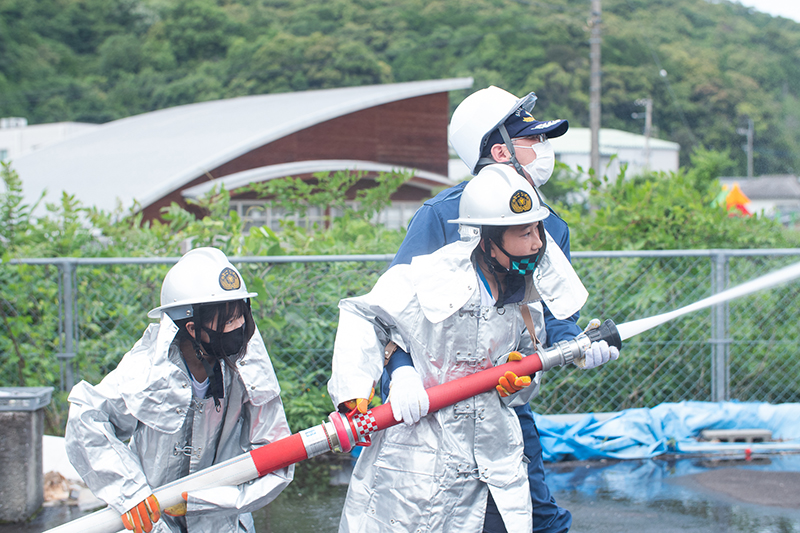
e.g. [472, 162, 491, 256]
[0, 388, 53, 522]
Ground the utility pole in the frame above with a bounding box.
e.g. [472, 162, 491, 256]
[589, 0, 602, 178]
[633, 97, 652, 170]
[736, 118, 754, 179]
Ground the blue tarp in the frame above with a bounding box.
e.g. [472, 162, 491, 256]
[535, 401, 800, 462]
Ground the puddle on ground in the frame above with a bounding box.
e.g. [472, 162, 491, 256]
[547, 453, 800, 533]
[253, 453, 800, 533]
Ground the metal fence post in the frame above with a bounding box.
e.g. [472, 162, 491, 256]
[57, 261, 77, 392]
[710, 252, 730, 401]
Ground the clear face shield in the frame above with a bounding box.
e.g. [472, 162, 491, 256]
[495, 92, 540, 179]
[476, 91, 539, 172]
[517, 92, 538, 115]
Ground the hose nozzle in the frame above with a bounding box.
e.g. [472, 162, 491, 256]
[538, 319, 621, 371]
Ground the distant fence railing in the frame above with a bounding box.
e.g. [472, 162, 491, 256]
[2, 249, 800, 414]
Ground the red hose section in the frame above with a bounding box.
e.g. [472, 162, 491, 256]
[351, 352, 545, 435]
[433, 352, 543, 412]
[251, 352, 545, 477]
[250, 433, 309, 477]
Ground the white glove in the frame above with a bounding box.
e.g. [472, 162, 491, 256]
[388, 366, 430, 425]
[576, 318, 620, 370]
[582, 340, 619, 369]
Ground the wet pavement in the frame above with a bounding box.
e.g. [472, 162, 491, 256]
[9, 453, 800, 533]
[547, 454, 800, 533]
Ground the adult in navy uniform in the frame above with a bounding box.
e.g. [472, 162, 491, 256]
[383, 87, 617, 532]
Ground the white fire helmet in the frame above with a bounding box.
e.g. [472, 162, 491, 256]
[448, 164, 550, 228]
[449, 86, 537, 174]
[147, 247, 258, 320]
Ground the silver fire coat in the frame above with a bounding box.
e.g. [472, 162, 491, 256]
[328, 231, 587, 533]
[65, 316, 293, 533]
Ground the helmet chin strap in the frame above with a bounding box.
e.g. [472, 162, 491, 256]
[479, 238, 510, 308]
[479, 222, 548, 308]
[477, 123, 549, 208]
[499, 125, 550, 208]
[497, 124, 526, 177]
[188, 341, 223, 411]
[187, 305, 224, 411]
[476, 124, 526, 176]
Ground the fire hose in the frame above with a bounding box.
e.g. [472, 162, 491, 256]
[44, 321, 619, 533]
[45, 259, 800, 533]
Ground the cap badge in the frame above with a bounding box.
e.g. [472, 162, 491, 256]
[510, 190, 533, 214]
[517, 109, 535, 123]
[219, 268, 241, 291]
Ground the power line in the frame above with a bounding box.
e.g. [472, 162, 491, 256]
[590, 0, 602, 177]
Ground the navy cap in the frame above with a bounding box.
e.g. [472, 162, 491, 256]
[483, 107, 569, 155]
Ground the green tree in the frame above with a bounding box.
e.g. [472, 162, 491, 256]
[159, 0, 238, 63]
[560, 150, 800, 251]
[2, 0, 799, 173]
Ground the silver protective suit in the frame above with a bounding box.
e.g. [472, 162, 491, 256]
[65, 316, 293, 533]
[328, 231, 587, 533]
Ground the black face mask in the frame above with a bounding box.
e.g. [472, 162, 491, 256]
[200, 324, 245, 359]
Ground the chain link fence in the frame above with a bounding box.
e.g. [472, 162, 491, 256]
[2, 250, 800, 419]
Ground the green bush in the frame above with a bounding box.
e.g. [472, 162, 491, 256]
[3, 155, 800, 455]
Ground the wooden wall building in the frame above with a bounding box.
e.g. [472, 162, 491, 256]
[16, 78, 474, 228]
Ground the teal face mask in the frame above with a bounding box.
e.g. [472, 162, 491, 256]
[491, 240, 541, 276]
[507, 253, 540, 276]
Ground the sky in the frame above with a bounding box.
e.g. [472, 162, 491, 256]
[733, 0, 800, 23]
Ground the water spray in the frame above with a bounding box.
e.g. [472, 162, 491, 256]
[45, 260, 800, 533]
[616, 260, 800, 341]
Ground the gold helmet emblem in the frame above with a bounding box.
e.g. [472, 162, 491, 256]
[509, 190, 533, 214]
[219, 267, 241, 291]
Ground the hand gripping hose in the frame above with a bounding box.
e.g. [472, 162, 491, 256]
[45, 320, 621, 533]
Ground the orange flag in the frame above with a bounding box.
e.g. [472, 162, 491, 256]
[725, 183, 751, 216]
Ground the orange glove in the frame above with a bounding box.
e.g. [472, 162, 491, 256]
[163, 492, 188, 517]
[121, 494, 160, 533]
[342, 387, 375, 414]
[496, 352, 532, 398]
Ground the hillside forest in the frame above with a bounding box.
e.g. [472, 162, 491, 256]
[0, 0, 799, 176]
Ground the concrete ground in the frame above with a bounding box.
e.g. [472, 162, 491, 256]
[7, 452, 800, 533]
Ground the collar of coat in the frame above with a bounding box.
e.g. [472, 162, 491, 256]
[110, 315, 282, 433]
[407, 232, 587, 324]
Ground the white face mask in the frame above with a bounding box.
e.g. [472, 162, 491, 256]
[515, 139, 555, 187]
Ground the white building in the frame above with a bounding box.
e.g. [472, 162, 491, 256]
[549, 127, 680, 178]
[449, 127, 681, 182]
[0, 118, 99, 163]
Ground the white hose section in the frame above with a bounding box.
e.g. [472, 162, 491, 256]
[44, 453, 260, 533]
[617, 260, 800, 341]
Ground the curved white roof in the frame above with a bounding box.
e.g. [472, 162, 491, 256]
[14, 78, 473, 214]
[182, 159, 452, 199]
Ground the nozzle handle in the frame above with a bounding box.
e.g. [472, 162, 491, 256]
[584, 319, 622, 350]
